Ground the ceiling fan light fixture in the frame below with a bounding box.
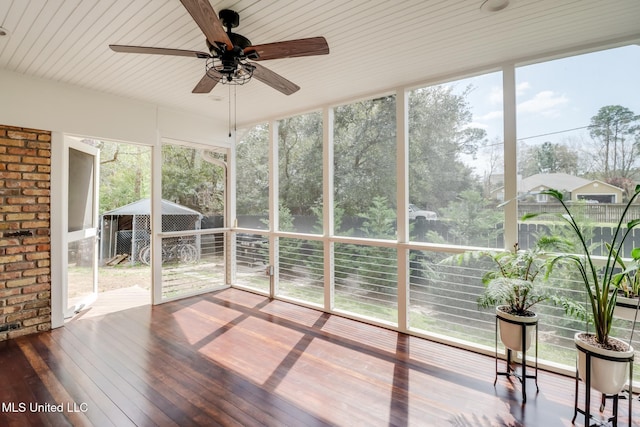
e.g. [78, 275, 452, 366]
[480, 0, 510, 13]
[205, 57, 254, 85]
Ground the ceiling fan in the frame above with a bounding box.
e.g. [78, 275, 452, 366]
[109, 0, 329, 96]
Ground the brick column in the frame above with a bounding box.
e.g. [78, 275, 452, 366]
[0, 125, 51, 340]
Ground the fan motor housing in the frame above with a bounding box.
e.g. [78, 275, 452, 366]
[206, 34, 252, 57]
[219, 9, 240, 29]
[229, 33, 252, 50]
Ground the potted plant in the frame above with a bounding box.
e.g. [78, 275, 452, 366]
[523, 186, 640, 395]
[610, 246, 640, 321]
[474, 238, 575, 352]
[449, 237, 576, 353]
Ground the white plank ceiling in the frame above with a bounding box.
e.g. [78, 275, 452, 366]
[1, 0, 639, 128]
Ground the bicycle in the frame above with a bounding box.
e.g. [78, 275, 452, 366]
[138, 238, 198, 265]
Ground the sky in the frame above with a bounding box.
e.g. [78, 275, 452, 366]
[449, 44, 640, 176]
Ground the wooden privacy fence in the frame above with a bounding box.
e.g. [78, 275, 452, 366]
[518, 222, 640, 258]
[518, 202, 640, 224]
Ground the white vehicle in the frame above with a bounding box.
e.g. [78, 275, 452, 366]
[408, 204, 437, 220]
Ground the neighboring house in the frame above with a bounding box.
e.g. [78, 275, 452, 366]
[492, 173, 624, 203]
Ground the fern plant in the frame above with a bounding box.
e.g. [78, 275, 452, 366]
[479, 242, 550, 315]
[476, 237, 578, 316]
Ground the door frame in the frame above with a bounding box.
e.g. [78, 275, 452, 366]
[51, 133, 228, 327]
[51, 134, 100, 327]
[152, 138, 231, 304]
[65, 137, 100, 316]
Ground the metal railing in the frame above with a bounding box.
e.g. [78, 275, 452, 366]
[229, 230, 640, 382]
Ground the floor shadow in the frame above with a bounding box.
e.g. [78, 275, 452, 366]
[47, 288, 629, 426]
[389, 333, 409, 427]
[262, 313, 331, 391]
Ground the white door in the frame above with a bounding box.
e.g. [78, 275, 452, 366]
[64, 138, 100, 317]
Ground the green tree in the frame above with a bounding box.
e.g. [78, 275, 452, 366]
[334, 96, 397, 217]
[589, 105, 640, 182]
[518, 141, 579, 177]
[361, 196, 396, 239]
[278, 113, 323, 218]
[237, 85, 487, 236]
[161, 145, 225, 215]
[99, 141, 151, 213]
[441, 190, 502, 246]
[409, 85, 487, 213]
[268, 204, 303, 273]
[236, 124, 269, 215]
[357, 196, 398, 292]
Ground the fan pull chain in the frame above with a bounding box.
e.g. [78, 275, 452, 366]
[228, 85, 238, 139]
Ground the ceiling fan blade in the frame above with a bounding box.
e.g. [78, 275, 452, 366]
[249, 62, 300, 95]
[192, 73, 220, 93]
[180, 0, 232, 49]
[110, 45, 210, 58]
[247, 37, 329, 61]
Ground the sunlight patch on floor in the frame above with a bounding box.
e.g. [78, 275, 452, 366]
[73, 285, 150, 320]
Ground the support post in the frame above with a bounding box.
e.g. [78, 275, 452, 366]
[495, 314, 539, 402]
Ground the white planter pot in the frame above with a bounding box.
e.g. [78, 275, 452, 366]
[614, 296, 640, 321]
[575, 332, 634, 395]
[496, 306, 537, 352]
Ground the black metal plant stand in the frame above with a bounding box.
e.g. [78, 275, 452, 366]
[495, 315, 539, 403]
[572, 345, 633, 427]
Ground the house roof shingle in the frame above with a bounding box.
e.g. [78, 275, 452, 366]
[519, 173, 593, 193]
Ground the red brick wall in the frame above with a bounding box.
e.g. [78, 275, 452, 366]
[0, 125, 51, 340]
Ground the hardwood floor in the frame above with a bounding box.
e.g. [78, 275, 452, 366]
[1, 288, 638, 426]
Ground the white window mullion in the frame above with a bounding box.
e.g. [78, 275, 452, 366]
[227, 143, 236, 286]
[503, 64, 518, 251]
[396, 88, 409, 332]
[269, 120, 279, 298]
[323, 106, 335, 311]
[151, 131, 162, 305]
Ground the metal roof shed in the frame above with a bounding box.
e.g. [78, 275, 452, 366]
[100, 199, 203, 264]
